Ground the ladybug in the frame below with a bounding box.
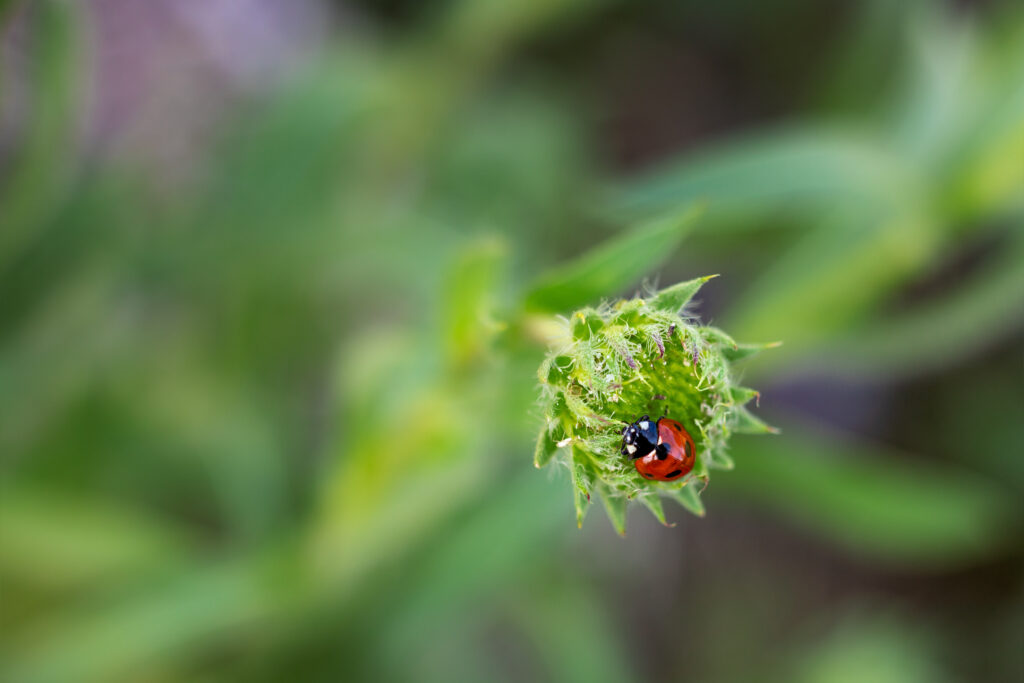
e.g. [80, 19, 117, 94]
[621, 415, 696, 481]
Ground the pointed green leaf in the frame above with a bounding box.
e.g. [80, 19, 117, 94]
[570, 452, 591, 528]
[729, 386, 760, 407]
[537, 355, 553, 383]
[692, 455, 709, 480]
[648, 274, 718, 314]
[701, 326, 738, 350]
[639, 494, 672, 526]
[731, 407, 780, 435]
[598, 485, 627, 536]
[721, 341, 783, 363]
[533, 427, 559, 469]
[669, 484, 705, 517]
[524, 203, 703, 313]
[562, 391, 602, 425]
[708, 449, 735, 470]
[570, 311, 605, 340]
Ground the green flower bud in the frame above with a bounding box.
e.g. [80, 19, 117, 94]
[534, 276, 777, 534]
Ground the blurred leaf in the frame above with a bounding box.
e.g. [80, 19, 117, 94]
[311, 417, 489, 592]
[807, 232, 1024, 377]
[719, 419, 1017, 567]
[947, 65, 1024, 218]
[0, 489, 190, 591]
[440, 0, 609, 68]
[813, 0, 919, 114]
[728, 207, 937, 347]
[889, 5, 976, 165]
[2, 552, 298, 683]
[937, 14, 1024, 219]
[608, 128, 912, 225]
[442, 236, 507, 368]
[506, 579, 635, 683]
[793, 612, 950, 683]
[597, 483, 627, 536]
[523, 203, 703, 313]
[0, 0, 82, 270]
[0, 268, 124, 456]
[365, 472, 573, 681]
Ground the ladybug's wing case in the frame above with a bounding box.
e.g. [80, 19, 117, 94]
[656, 418, 697, 475]
[630, 417, 698, 481]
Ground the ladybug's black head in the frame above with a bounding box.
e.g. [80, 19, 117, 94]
[621, 415, 658, 459]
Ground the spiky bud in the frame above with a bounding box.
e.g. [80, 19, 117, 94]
[534, 276, 777, 534]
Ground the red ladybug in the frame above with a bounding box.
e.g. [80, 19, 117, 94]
[621, 415, 696, 481]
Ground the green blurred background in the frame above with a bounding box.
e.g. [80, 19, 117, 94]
[1, 0, 1022, 681]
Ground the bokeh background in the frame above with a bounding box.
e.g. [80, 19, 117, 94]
[1, 1, 1022, 681]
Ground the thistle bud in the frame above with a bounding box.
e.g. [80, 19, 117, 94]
[534, 276, 777, 534]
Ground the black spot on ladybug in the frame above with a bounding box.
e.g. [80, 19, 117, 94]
[656, 444, 669, 460]
[665, 470, 682, 479]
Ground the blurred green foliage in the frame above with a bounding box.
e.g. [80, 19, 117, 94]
[1, 0, 1022, 682]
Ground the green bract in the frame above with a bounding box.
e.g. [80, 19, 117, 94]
[534, 276, 777, 534]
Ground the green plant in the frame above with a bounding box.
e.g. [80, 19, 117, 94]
[533, 274, 776, 533]
[3, 1, 1023, 682]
